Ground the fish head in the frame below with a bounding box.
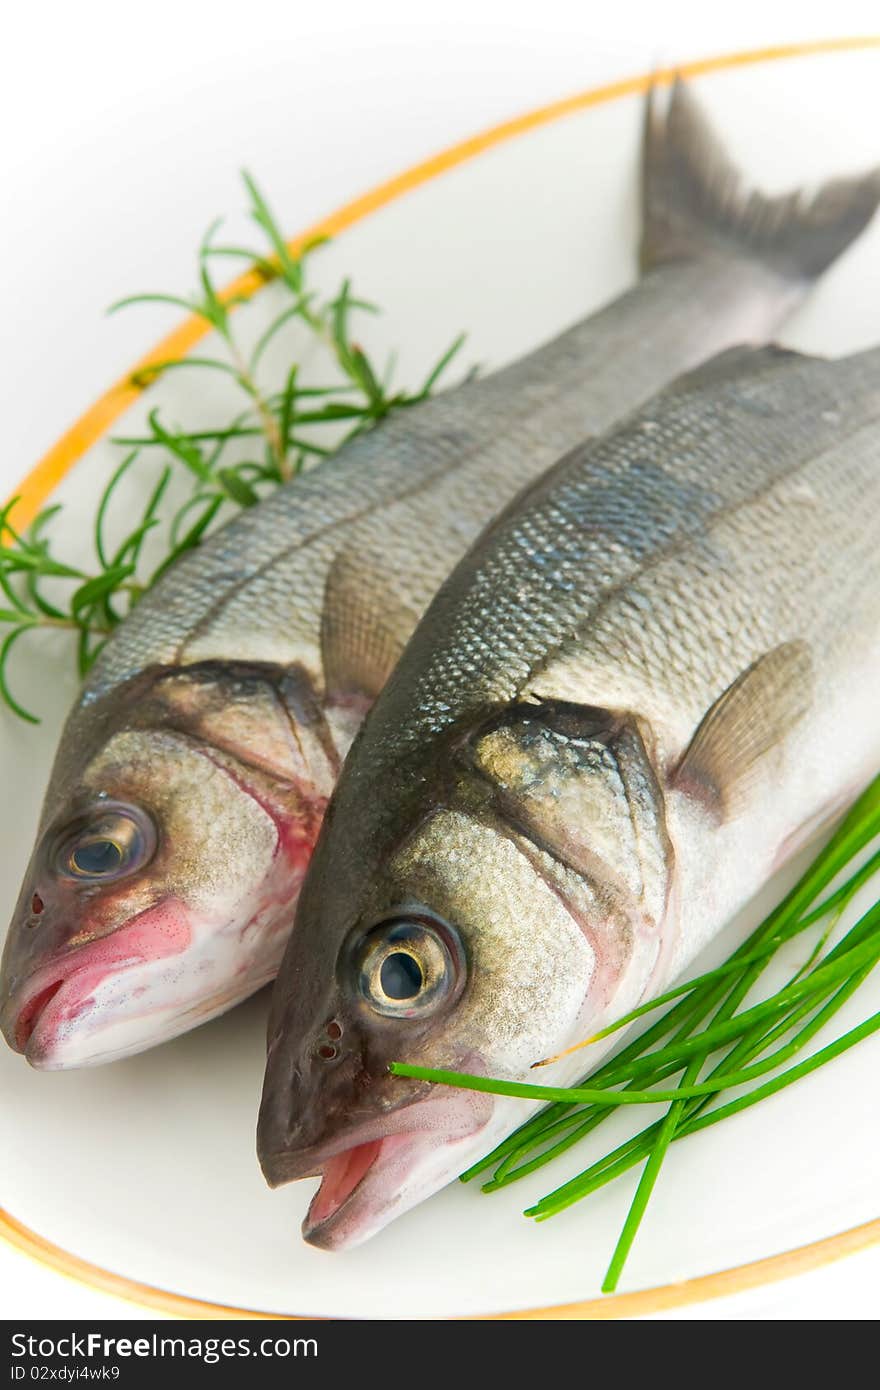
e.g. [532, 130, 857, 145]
[1, 663, 348, 1068]
[259, 698, 673, 1248]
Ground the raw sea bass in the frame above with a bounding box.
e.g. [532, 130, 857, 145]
[3, 88, 879, 1070]
[259, 343, 880, 1250]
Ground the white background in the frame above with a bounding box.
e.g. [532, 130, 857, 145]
[2, 0, 880, 1321]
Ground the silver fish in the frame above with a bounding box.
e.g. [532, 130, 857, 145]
[4, 84, 879, 1068]
[258, 342, 880, 1248]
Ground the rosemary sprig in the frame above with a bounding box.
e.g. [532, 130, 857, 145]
[0, 174, 465, 722]
[391, 771, 880, 1292]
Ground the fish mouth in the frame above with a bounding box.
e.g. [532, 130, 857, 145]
[261, 1088, 494, 1251]
[303, 1138, 386, 1242]
[7, 952, 140, 1066]
[7, 945, 152, 1067]
[1, 901, 192, 1068]
[13, 978, 66, 1052]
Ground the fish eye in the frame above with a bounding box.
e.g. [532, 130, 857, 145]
[55, 803, 157, 884]
[380, 950, 424, 1000]
[351, 913, 465, 1019]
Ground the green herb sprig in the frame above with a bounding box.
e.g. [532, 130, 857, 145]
[0, 175, 464, 722]
[391, 772, 880, 1293]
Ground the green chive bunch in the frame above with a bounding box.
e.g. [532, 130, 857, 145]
[392, 773, 880, 1291]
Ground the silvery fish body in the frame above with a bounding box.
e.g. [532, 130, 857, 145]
[4, 84, 879, 1068]
[258, 343, 880, 1249]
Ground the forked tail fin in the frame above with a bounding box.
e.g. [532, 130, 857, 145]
[641, 78, 880, 282]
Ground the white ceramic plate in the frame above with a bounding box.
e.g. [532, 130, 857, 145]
[3, 41, 880, 1319]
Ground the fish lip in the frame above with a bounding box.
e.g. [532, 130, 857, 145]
[261, 1088, 494, 1249]
[301, 1139, 387, 1248]
[1, 901, 192, 1066]
[258, 1089, 437, 1188]
[5, 946, 143, 1063]
[11, 979, 65, 1052]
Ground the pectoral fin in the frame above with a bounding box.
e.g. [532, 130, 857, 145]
[672, 641, 813, 818]
[320, 549, 418, 701]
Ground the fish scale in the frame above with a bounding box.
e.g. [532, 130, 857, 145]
[7, 81, 880, 1072]
[499, 368, 866, 693]
[85, 255, 799, 687]
[259, 342, 880, 1249]
[320, 348, 880, 820]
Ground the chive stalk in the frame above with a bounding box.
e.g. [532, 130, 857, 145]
[393, 772, 880, 1291]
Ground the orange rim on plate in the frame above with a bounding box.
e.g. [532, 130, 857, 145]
[4, 34, 880, 1320]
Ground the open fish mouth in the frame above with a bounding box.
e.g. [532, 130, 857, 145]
[9, 952, 145, 1065]
[14, 978, 66, 1052]
[1, 901, 193, 1068]
[303, 1137, 389, 1245]
[260, 1089, 495, 1250]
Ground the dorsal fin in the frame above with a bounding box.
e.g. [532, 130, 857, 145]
[657, 345, 808, 400]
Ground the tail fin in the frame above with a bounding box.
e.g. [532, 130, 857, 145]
[641, 78, 880, 282]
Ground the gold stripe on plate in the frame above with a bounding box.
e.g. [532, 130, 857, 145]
[3, 34, 880, 1319]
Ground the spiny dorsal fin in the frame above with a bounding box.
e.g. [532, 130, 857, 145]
[672, 641, 814, 819]
[657, 344, 808, 399]
[320, 550, 418, 701]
